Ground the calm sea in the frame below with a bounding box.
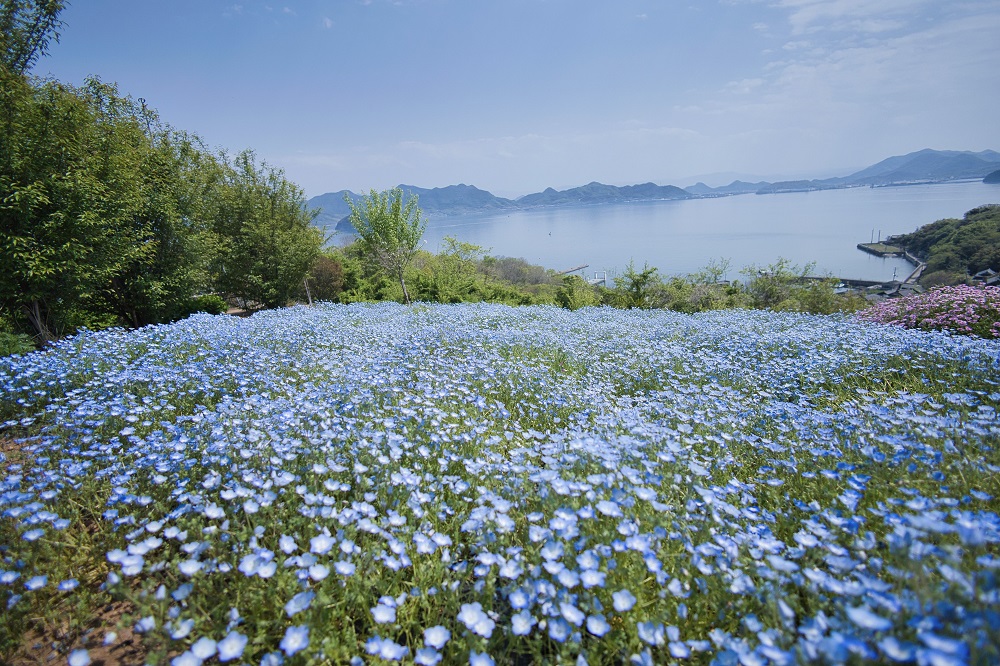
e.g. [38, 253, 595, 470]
[420, 181, 1000, 283]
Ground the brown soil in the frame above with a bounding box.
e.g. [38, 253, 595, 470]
[7, 601, 148, 666]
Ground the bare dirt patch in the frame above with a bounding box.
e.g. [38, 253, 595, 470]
[6, 600, 148, 666]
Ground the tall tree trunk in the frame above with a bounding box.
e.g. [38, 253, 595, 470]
[399, 275, 411, 305]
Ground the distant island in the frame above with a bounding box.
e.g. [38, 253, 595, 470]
[309, 148, 1000, 235]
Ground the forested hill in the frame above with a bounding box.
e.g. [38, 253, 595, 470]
[309, 149, 1000, 233]
[310, 182, 690, 234]
[890, 205, 1000, 286]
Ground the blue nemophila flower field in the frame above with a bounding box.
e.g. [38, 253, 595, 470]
[1, 303, 999, 665]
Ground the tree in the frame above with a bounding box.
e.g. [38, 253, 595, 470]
[0, 0, 65, 75]
[0, 74, 227, 339]
[612, 261, 662, 308]
[212, 150, 322, 309]
[556, 274, 599, 310]
[0, 73, 142, 340]
[346, 188, 426, 304]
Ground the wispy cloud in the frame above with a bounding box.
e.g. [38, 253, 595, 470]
[322, 17, 334, 29]
[772, 0, 934, 35]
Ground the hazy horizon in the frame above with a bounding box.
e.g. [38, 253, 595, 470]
[34, 1, 1000, 199]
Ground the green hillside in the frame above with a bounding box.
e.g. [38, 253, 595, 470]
[890, 205, 1000, 285]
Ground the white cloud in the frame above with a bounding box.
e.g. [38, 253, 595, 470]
[687, 3, 1000, 174]
[772, 0, 934, 35]
[725, 78, 765, 94]
[322, 17, 334, 29]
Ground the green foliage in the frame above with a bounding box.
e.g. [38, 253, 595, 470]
[892, 204, 1000, 285]
[212, 150, 323, 310]
[608, 261, 661, 308]
[555, 274, 600, 310]
[305, 253, 347, 302]
[346, 187, 426, 304]
[0, 330, 34, 356]
[412, 236, 485, 303]
[0, 68, 320, 334]
[737, 258, 863, 313]
[0, 73, 164, 338]
[0, 0, 64, 75]
[185, 294, 228, 316]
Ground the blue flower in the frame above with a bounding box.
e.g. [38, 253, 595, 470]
[170, 619, 195, 640]
[68, 649, 91, 666]
[560, 602, 585, 627]
[845, 605, 892, 632]
[469, 651, 494, 666]
[371, 603, 396, 624]
[511, 609, 536, 636]
[365, 636, 409, 661]
[24, 575, 47, 591]
[310, 533, 335, 554]
[284, 590, 315, 617]
[423, 625, 450, 650]
[279, 535, 297, 554]
[191, 636, 216, 659]
[547, 618, 570, 642]
[457, 602, 495, 638]
[280, 625, 309, 656]
[613, 589, 636, 612]
[637, 621, 665, 646]
[217, 631, 248, 661]
[58, 578, 79, 591]
[587, 614, 611, 637]
[170, 651, 200, 666]
[415, 648, 441, 665]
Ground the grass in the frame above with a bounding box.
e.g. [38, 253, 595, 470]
[1, 303, 999, 665]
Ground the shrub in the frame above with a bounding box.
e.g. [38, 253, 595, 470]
[186, 294, 229, 316]
[0, 331, 35, 357]
[857, 284, 1000, 338]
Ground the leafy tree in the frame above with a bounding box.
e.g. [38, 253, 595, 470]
[212, 150, 323, 309]
[305, 253, 347, 302]
[0, 73, 228, 339]
[556, 274, 600, 310]
[610, 261, 662, 308]
[0, 73, 143, 340]
[346, 187, 426, 304]
[0, 0, 65, 75]
[413, 236, 485, 303]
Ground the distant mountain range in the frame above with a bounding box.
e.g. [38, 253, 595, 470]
[308, 149, 1000, 235]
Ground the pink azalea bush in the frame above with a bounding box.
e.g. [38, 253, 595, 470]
[857, 284, 1000, 338]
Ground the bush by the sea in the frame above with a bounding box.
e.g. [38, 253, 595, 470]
[857, 284, 1000, 339]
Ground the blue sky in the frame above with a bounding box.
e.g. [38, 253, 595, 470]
[36, 0, 1000, 198]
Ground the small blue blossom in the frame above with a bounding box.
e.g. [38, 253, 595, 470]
[191, 636, 216, 659]
[423, 625, 450, 650]
[68, 649, 91, 666]
[280, 625, 309, 656]
[469, 651, 495, 666]
[613, 589, 637, 612]
[24, 575, 47, 591]
[217, 631, 248, 661]
[284, 590, 315, 617]
[511, 609, 536, 636]
[587, 614, 611, 637]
